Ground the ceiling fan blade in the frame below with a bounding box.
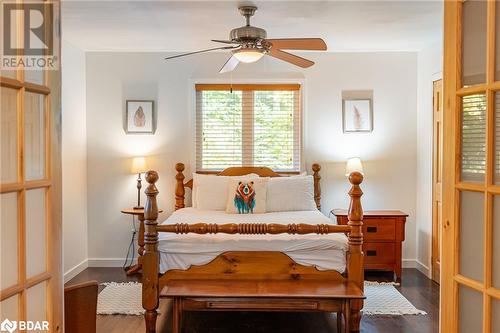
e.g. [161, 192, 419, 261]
[212, 39, 239, 45]
[165, 46, 237, 60]
[219, 56, 240, 73]
[265, 38, 327, 51]
[268, 49, 315, 68]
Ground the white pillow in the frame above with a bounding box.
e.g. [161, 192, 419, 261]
[192, 173, 260, 210]
[226, 178, 268, 214]
[266, 175, 317, 212]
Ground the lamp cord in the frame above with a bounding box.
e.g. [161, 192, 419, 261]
[123, 215, 137, 270]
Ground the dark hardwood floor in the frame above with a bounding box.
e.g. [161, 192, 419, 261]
[67, 268, 439, 333]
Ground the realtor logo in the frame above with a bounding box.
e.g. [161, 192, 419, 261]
[0, 319, 16, 333]
[3, 2, 53, 55]
[1, 1, 59, 70]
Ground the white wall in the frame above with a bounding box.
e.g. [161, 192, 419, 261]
[416, 42, 443, 277]
[61, 40, 88, 281]
[85, 52, 419, 266]
[306, 53, 418, 263]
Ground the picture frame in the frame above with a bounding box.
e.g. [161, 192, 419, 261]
[125, 100, 155, 134]
[342, 98, 373, 133]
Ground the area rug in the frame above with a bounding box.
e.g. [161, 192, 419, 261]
[97, 282, 143, 315]
[363, 281, 427, 315]
[97, 281, 426, 316]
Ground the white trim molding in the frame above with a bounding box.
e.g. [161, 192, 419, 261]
[88, 257, 137, 268]
[415, 260, 431, 278]
[402, 259, 431, 277]
[402, 259, 417, 269]
[64, 259, 89, 283]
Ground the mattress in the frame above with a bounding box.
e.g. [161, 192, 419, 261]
[158, 208, 348, 274]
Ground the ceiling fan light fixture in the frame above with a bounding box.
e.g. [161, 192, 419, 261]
[233, 48, 264, 63]
[165, 6, 326, 73]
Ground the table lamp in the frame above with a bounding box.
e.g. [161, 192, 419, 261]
[131, 156, 148, 209]
[345, 157, 364, 177]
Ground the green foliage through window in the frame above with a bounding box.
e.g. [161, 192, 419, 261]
[254, 91, 295, 170]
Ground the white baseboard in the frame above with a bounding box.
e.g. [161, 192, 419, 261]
[88, 258, 137, 268]
[402, 259, 431, 277]
[64, 259, 88, 283]
[402, 259, 417, 268]
[415, 260, 431, 277]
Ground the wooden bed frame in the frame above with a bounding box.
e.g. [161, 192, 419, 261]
[141, 163, 365, 332]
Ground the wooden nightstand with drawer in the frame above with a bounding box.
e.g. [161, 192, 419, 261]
[331, 209, 408, 282]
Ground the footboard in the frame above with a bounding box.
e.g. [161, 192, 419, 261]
[141, 170, 364, 332]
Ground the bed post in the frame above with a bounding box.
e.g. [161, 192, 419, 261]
[312, 163, 321, 210]
[142, 171, 160, 333]
[175, 163, 185, 210]
[347, 171, 364, 332]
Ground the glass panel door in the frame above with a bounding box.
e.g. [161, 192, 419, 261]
[462, 0, 487, 86]
[0, 1, 62, 331]
[459, 285, 484, 332]
[0, 193, 18, 289]
[1, 87, 18, 183]
[442, 1, 500, 332]
[24, 92, 46, 181]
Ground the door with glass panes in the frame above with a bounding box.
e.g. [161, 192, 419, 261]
[442, 0, 500, 332]
[0, 1, 62, 331]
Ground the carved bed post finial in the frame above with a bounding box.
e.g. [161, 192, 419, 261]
[347, 171, 364, 332]
[142, 170, 160, 333]
[312, 163, 321, 210]
[175, 163, 185, 210]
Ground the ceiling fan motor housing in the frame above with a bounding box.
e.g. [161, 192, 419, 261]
[230, 5, 267, 43]
[230, 26, 267, 43]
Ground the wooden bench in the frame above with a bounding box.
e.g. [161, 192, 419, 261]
[160, 279, 365, 333]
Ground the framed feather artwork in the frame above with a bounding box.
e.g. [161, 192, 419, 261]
[342, 98, 373, 133]
[125, 100, 155, 134]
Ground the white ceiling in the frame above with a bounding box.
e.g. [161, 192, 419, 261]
[62, 1, 443, 52]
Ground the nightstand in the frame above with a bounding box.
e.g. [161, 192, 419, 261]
[121, 207, 163, 275]
[331, 209, 408, 282]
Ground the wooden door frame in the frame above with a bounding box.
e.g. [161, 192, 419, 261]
[441, 2, 458, 331]
[442, 1, 499, 332]
[0, 1, 62, 331]
[432, 78, 443, 284]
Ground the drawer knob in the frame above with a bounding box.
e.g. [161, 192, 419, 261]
[367, 226, 377, 233]
[367, 250, 377, 256]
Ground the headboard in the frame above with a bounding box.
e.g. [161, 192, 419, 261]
[174, 163, 322, 211]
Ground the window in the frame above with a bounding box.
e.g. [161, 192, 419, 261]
[196, 84, 301, 171]
[461, 93, 486, 182]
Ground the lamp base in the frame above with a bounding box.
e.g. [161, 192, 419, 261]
[133, 205, 143, 210]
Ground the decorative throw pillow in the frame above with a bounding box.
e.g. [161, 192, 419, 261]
[266, 175, 317, 212]
[192, 173, 260, 210]
[226, 178, 268, 214]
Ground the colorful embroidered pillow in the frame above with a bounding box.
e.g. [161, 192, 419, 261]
[226, 178, 268, 214]
[193, 173, 260, 210]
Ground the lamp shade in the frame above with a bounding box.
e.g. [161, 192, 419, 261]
[131, 157, 148, 174]
[345, 157, 364, 176]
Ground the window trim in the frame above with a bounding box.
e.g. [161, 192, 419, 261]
[194, 83, 303, 172]
[195, 84, 301, 91]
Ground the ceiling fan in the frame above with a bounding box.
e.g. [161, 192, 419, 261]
[165, 6, 327, 73]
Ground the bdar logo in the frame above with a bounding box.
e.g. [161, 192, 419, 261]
[0, 319, 17, 333]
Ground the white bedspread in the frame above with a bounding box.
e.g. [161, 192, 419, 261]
[158, 208, 348, 273]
